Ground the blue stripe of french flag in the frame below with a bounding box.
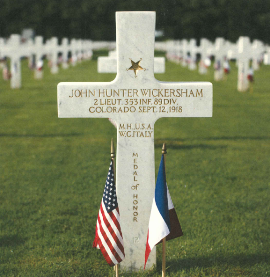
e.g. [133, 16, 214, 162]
[144, 154, 183, 269]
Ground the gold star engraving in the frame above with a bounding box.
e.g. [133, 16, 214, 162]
[126, 58, 146, 78]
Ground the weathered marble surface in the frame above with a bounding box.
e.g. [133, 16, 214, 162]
[98, 56, 165, 73]
[34, 36, 44, 79]
[9, 35, 22, 89]
[237, 37, 251, 92]
[58, 11, 212, 271]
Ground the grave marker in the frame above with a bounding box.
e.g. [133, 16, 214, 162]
[58, 11, 212, 271]
[188, 39, 197, 70]
[198, 38, 210, 74]
[2, 35, 22, 88]
[214, 37, 226, 81]
[252, 40, 264, 71]
[237, 37, 252, 92]
[61, 38, 70, 69]
[34, 36, 44, 79]
[48, 37, 59, 74]
[70, 39, 78, 66]
[26, 39, 35, 69]
[181, 39, 188, 67]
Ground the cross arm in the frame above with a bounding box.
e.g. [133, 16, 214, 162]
[58, 80, 212, 120]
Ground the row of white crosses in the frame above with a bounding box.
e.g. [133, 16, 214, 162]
[0, 34, 103, 88]
[1, 32, 268, 92]
[264, 45, 270, 65]
[0, 35, 24, 88]
[157, 36, 267, 92]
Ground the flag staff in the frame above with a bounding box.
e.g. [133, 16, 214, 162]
[111, 138, 119, 277]
[162, 143, 167, 277]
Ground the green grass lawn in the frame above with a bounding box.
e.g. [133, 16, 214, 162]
[0, 53, 269, 276]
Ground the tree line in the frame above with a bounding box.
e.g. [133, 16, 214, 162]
[0, 0, 269, 44]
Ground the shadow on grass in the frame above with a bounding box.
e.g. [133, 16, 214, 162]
[0, 133, 84, 138]
[163, 253, 270, 273]
[204, 136, 270, 141]
[0, 234, 26, 247]
[156, 135, 270, 150]
[155, 139, 227, 150]
[157, 136, 270, 144]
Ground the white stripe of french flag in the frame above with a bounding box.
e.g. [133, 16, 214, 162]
[144, 154, 170, 269]
[144, 154, 183, 269]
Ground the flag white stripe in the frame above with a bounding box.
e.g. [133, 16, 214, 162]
[101, 201, 124, 246]
[99, 206, 125, 260]
[167, 184, 174, 210]
[95, 219, 100, 249]
[96, 219, 119, 265]
[112, 209, 125, 246]
[148, 199, 170, 249]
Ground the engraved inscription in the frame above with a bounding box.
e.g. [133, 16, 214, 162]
[119, 123, 154, 138]
[132, 153, 139, 222]
[133, 237, 139, 243]
[68, 88, 203, 115]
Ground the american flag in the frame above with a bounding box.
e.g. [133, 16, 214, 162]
[93, 160, 125, 266]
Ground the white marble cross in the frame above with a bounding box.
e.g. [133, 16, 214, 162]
[251, 39, 264, 71]
[181, 39, 188, 67]
[34, 36, 45, 79]
[198, 38, 211, 74]
[58, 11, 212, 271]
[47, 37, 59, 74]
[237, 36, 252, 92]
[61, 38, 70, 69]
[213, 37, 226, 81]
[2, 35, 22, 88]
[188, 39, 197, 70]
[70, 39, 79, 66]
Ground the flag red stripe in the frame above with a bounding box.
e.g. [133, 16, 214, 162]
[101, 202, 124, 247]
[109, 208, 125, 254]
[96, 219, 114, 266]
[97, 213, 121, 266]
[92, 222, 99, 248]
[100, 204, 125, 257]
[92, 159, 125, 267]
[99, 204, 123, 264]
[144, 230, 151, 269]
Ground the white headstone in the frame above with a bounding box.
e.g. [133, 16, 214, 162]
[198, 38, 211, 74]
[8, 35, 22, 89]
[70, 39, 78, 66]
[26, 39, 35, 69]
[0, 38, 5, 63]
[34, 36, 44, 79]
[188, 39, 197, 70]
[252, 40, 264, 71]
[214, 37, 226, 81]
[181, 39, 188, 67]
[237, 36, 252, 92]
[227, 41, 238, 60]
[264, 52, 270, 65]
[48, 37, 59, 74]
[61, 38, 70, 69]
[58, 11, 212, 271]
[109, 50, 117, 57]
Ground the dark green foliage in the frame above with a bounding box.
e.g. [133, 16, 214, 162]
[0, 0, 270, 43]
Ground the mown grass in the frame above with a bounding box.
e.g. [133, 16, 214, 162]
[0, 52, 269, 276]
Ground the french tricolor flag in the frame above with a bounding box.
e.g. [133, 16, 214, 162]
[144, 154, 183, 269]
